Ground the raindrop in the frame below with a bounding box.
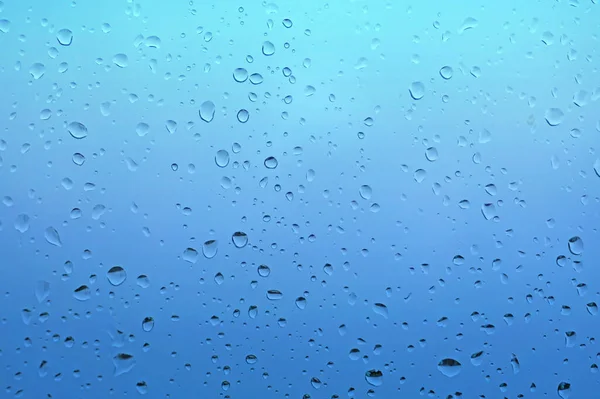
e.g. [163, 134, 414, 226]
[56, 29, 73, 46]
[557, 382, 571, 399]
[107, 266, 127, 286]
[282, 19, 293, 28]
[136, 122, 149, 137]
[295, 297, 307, 309]
[257, 265, 271, 277]
[72, 153, 85, 166]
[245, 354, 258, 364]
[44, 227, 62, 247]
[215, 150, 230, 168]
[365, 370, 383, 387]
[409, 81, 425, 100]
[233, 68, 248, 82]
[112, 53, 129, 68]
[202, 240, 218, 259]
[425, 147, 439, 161]
[266, 290, 283, 300]
[439, 66, 453, 79]
[232, 232, 248, 248]
[183, 248, 198, 264]
[199, 101, 215, 123]
[545, 108, 564, 126]
[237, 109, 249, 123]
[29, 63, 46, 79]
[359, 185, 372, 200]
[67, 122, 88, 139]
[414, 169, 427, 183]
[437, 358, 462, 377]
[73, 285, 91, 301]
[567, 236, 583, 255]
[262, 41, 275, 56]
[264, 156, 278, 169]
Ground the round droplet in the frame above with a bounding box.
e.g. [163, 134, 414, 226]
[136, 122, 149, 137]
[182, 248, 198, 264]
[295, 297, 307, 310]
[237, 109, 249, 123]
[264, 157, 278, 169]
[282, 19, 293, 28]
[557, 382, 571, 399]
[439, 66, 453, 80]
[414, 169, 427, 183]
[437, 358, 462, 377]
[107, 266, 127, 286]
[142, 317, 154, 332]
[425, 147, 439, 161]
[266, 290, 283, 300]
[136, 275, 150, 288]
[0, 19, 10, 33]
[233, 68, 248, 82]
[310, 377, 321, 389]
[29, 63, 46, 80]
[232, 232, 248, 248]
[67, 122, 88, 139]
[257, 264, 271, 277]
[249, 73, 264, 85]
[136, 381, 148, 395]
[567, 236, 583, 255]
[545, 108, 564, 126]
[409, 81, 425, 100]
[202, 240, 218, 259]
[56, 28, 73, 46]
[365, 370, 383, 387]
[113, 53, 129, 68]
[72, 153, 85, 166]
[73, 285, 91, 301]
[262, 41, 275, 56]
[359, 185, 372, 200]
[199, 101, 215, 123]
[215, 150, 230, 168]
[245, 354, 257, 364]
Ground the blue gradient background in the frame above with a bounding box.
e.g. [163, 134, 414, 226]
[1, 0, 599, 398]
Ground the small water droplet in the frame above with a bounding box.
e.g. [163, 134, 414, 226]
[262, 41, 275, 56]
[232, 232, 248, 248]
[56, 29, 73, 46]
[199, 101, 215, 122]
[67, 122, 88, 139]
[359, 185, 372, 200]
[545, 108, 564, 126]
[295, 297, 307, 309]
[557, 382, 571, 399]
[439, 66, 453, 80]
[567, 236, 583, 255]
[73, 285, 91, 301]
[113, 53, 129, 68]
[237, 109, 249, 123]
[182, 248, 198, 264]
[202, 240, 218, 259]
[264, 156, 278, 169]
[233, 68, 248, 82]
[266, 290, 283, 300]
[29, 63, 46, 79]
[215, 150, 230, 168]
[365, 370, 383, 387]
[425, 147, 439, 161]
[437, 358, 462, 377]
[409, 81, 425, 100]
[44, 227, 62, 247]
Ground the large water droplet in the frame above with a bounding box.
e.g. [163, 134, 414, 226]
[373, 303, 388, 318]
[183, 248, 198, 263]
[295, 297, 307, 309]
[545, 108, 564, 126]
[202, 240, 218, 259]
[215, 150, 230, 168]
[113, 353, 136, 376]
[136, 122, 149, 137]
[44, 227, 62, 246]
[199, 101, 215, 122]
[437, 358, 462, 377]
[567, 236, 583, 255]
[56, 29, 73, 46]
[264, 156, 278, 169]
[233, 68, 248, 82]
[232, 232, 248, 248]
[14, 214, 30, 233]
[73, 285, 91, 301]
[359, 185, 372, 200]
[29, 63, 46, 79]
[365, 370, 383, 386]
[425, 147, 439, 161]
[262, 41, 275, 56]
[237, 109, 249, 123]
[67, 122, 88, 139]
[72, 153, 86, 166]
[409, 81, 425, 100]
[557, 382, 571, 399]
[245, 354, 258, 364]
[142, 317, 154, 332]
[113, 53, 129, 68]
[439, 66, 453, 80]
[266, 290, 283, 300]
[107, 266, 127, 286]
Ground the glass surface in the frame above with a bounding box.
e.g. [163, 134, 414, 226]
[1, 1, 599, 398]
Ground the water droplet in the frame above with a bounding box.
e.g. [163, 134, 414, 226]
[29, 63, 46, 79]
[425, 147, 439, 161]
[215, 150, 230, 167]
[439, 66, 453, 80]
[183, 247, 198, 264]
[144, 36, 161, 48]
[359, 185, 372, 200]
[35, 281, 50, 303]
[233, 68, 248, 82]
[232, 232, 248, 248]
[249, 73, 264, 85]
[414, 169, 427, 183]
[245, 354, 258, 364]
[262, 41, 275, 56]
[107, 266, 127, 286]
[365, 370, 383, 387]
[136, 122, 149, 137]
[113, 53, 129, 68]
[67, 122, 88, 139]
[14, 214, 30, 233]
[113, 353, 136, 376]
[237, 109, 249, 123]
[257, 264, 271, 277]
[586, 302, 598, 315]
[72, 153, 85, 166]
[481, 203, 497, 221]
[459, 17, 479, 33]
[136, 275, 150, 288]
[141, 317, 154, 332]
[545, 108, 564, 126]
[437, 358, 462, 377]
[409, 81, 425, 100]
[282, 19, 293, 28]
[56, 29, 73, 46]
[165, 120, 177, 134]
[136, 381, 148, 395]
[44, 227, 62, 247]
[568, 236, 583, 255]
[310, 377, 321, 389]
[593, 159, 600, 177]
[264, 156, 278, 169]
[557, 382, 571, 399]
[199, 101, 215, 122]
[202, 240, 218, 259]
[373, 303, 388, 318]
[266, 290, 283, 300]
[73, 285, 91, 301]
[295, 297, 307, 309]
[304, 85, 316, 96]
[0, 19, 10, 33]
